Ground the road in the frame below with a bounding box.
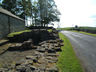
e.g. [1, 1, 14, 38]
[61, 31, 96, 72]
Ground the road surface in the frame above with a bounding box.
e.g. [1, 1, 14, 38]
[61, 31, 96, 72]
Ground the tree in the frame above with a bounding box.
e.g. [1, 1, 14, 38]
[0, 0, 2, 7]
[1, 0, 32, 19]
[17, 0, 32, 19]
[38, 0, 60, 27]
[75, 25, 78, 28]
[1, 0, 60, 27]
[31, 1, 39, 26]
[1, 0, 17, 14]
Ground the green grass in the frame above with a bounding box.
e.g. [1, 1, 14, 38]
[58, 27, 96, 37]
[8, 30, 31, 37]
[72, 31, 96, 37]
[57, 27, 73, 31]
[57, 33, 84, 72]
[47, 29, 52, 32]
[58, 27, 96, 31]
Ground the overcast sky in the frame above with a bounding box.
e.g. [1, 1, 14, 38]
[54, 0, 96, 27]
[1, 0, 96, 28]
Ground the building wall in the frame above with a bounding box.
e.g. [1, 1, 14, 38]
[0, 13, 25, 39]
[10, 17, 25, 32]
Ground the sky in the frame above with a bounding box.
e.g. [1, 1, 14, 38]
[1, 0, 96, 28]
[54, 0, 96, 28]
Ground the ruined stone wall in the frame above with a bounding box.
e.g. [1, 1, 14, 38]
[0, 13, 25, 39]
[0, 29, 64, 72]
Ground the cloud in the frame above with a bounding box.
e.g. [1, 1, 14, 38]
[90, 15, 96, 18]
[54, 0, 96, 27]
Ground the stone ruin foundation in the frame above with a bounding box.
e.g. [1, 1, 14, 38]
[0, 28, 64, 72]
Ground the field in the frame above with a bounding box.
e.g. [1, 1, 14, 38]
[58, 27, 96, 34]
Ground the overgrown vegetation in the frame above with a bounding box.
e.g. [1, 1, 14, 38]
[57, 33, 84, 72]
[8, 30, 31, 37]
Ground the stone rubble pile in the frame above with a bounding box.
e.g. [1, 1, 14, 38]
[8, 39, 36, 51]
[0, 28, 64, 72]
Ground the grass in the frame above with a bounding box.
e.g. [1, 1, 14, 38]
[58, 27, 96, 37]
[8, 30, 31, 37]
[57, 33, 84, 72]
[47, 29, 52, 32]
[57, 27, 73, 31]
[72, 31, 96, 37]
[58, 27, 96, 31]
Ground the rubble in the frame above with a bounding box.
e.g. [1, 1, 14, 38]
[0, 28, 64, 72]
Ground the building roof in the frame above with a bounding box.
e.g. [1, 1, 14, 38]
[0, 7, 24, 21]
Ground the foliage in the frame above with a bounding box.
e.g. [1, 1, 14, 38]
[1, 0, 32, 19]
[1, 0, 17, 14]
[1, 0, 60, 26]
[38, 0, 60, 26]
[57, 33, 84, 72]
[16, 0, 32, 19]
[0, 2, 2, 7]
[77, 27, 96, 33]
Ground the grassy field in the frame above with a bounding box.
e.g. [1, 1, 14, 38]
[72, 31, 96, 37]
[58, 27, 96, 37]
[58, 27, 96, 33]
[57, 33, 84, 72]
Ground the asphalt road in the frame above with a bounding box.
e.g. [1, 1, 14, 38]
[61, 31, 96, 72]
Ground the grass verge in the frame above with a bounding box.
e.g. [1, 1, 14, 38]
[57, 33, 84, 72]
[72, 31, 96, 37]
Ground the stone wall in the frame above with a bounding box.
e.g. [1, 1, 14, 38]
[0, 29, 64, 72]
[10, 17, 25, 32]
[0, 13, 25, 39]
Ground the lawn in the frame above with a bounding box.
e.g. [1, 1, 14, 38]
[57, 33, 84, 72]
